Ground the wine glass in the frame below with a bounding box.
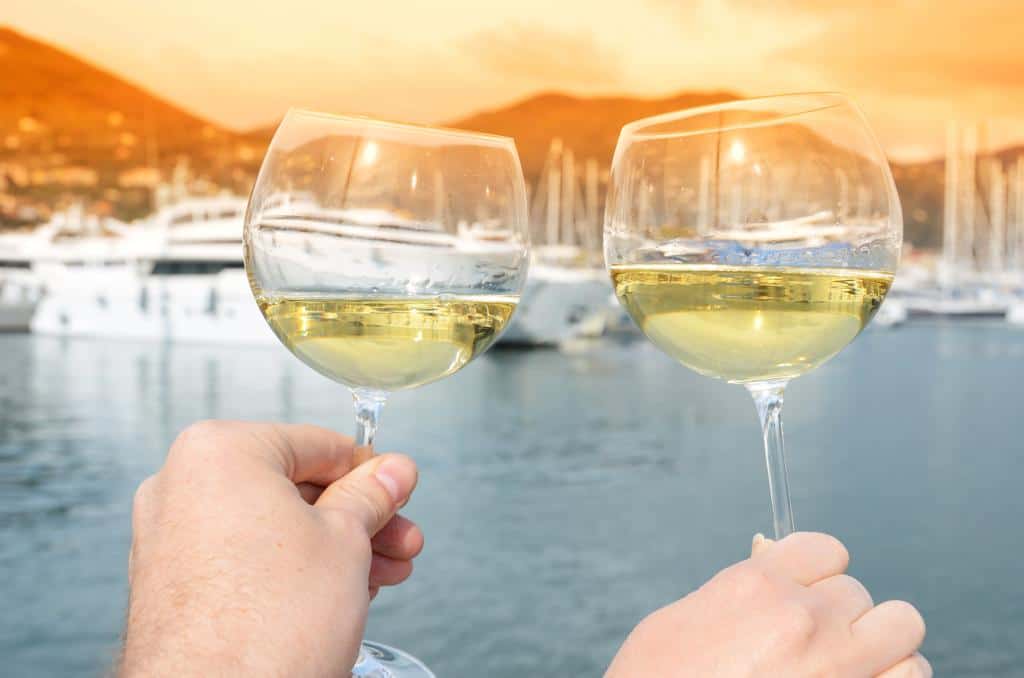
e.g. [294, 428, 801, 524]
[244, 109, 530, 677]
[604, 93, 901, 539]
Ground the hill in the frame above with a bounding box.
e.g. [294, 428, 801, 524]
[449, 90, 739, 181]
[0, 26, 257, 193]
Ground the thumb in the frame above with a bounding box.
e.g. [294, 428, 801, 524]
[315, 454, 418, 536]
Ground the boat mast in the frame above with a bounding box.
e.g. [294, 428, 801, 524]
[961, 124, 977, 278]
[1015, 157, 1024, 278]
[943, 122, 962, 292]
[584, 158, 599, 257]
[561, 147, 575, 248]
[988, 157, 1006, 276]
[546, 138, 562, 247]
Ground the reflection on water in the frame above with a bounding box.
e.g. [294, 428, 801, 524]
[1, 327, 1022, 676]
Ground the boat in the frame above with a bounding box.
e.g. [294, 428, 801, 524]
[1008, 303, 1024, 326]
[899, 287, 1011, 319]
[27, 137, 619, 348]
[923, 122, 1024, 319]
[30, 197, 276, 345]
[499, 246, 613, 346]
[872, 298, 908, 328]
[28, 197, 529, 346]
[0, 270, 42, 331]
[0, 227, 50, 331]
[499, 139, 615, 346]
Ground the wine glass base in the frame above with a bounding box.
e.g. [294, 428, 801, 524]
[352, 641, 435, 678]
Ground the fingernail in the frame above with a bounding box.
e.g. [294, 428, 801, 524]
[374, 457, 411, 503]
[752, 533, 765, 549]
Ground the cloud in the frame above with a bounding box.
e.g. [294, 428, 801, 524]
[460, 23, 623, 89]
[775, 1, 1024, 96]
[642, 0, 1024, 155]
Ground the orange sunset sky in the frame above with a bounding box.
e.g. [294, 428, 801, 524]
[7, 0, 1024, 161]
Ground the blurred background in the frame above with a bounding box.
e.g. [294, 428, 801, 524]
[1, 2, 1022, 676]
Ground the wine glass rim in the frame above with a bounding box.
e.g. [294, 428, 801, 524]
[284, 108, 516, 147]
[620, 91, 852, 140]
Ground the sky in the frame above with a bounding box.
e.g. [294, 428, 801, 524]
[7, 0, 1024, 161]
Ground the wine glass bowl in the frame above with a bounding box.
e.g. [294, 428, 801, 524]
[245, 110, 529, 393]
[243, 109, 530, 677]
[605, 93, 901, 537]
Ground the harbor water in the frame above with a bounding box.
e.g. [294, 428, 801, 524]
[1, 324, 1022, 676]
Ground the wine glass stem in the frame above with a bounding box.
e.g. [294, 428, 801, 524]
[353, 389, 388, 464]
[746, 380, 794, 539]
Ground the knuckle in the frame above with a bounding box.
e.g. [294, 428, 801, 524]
[887, 600, 927, 644]
[131, 475, 157, 525]
[630, 608, 674, 645]
[719, 562, 774, 599]
[826, 536, 850, 570]
[887, 654, 932, 678]
[838, 574, 873, 607]
[351, 485, 389, 527]
[324, 507, 373, 553]
[166, 420, 252, 475]
[176, 419, 226, 444]
[327, 500, 364, 533]
[807, 662, 842, 678]
[775, 597, 817, 646]
[168, 420, 225, 460]
[804, 532, 850, 571]
[326, 486, 383, 535]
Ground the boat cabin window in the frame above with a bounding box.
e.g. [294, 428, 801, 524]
[151, 260, 244, 275]
[169, 208, 242, 226]
[0, 260, 31, 269]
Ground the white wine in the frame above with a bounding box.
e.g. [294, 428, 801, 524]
[610, 264, 893, 384]
[257, 295, 517, 391]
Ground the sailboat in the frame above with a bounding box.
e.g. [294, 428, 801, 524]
[500, 139, 615, 346]
[904, 123, 1023, 319]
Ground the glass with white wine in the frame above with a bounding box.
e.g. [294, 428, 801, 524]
[245, 110, 529, 677]
[605, 93, 901, 539]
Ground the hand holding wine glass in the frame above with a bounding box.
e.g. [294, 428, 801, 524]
[607, 533, 928, 677]
[122, 421, 423, 678]
[245, 110, 529, 676]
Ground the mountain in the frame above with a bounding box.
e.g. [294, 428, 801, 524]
[449, 90, 739, 181]
[5, 26, 1018, 249]
[0, 26, 257, 191]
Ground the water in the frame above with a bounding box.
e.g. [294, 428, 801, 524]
[1, 324, 1022, 676]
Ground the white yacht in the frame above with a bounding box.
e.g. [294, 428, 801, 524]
[0, 270, 43, 331]
[0, 228, 49, 331]
[30, 197, 276, 345]
[1008, 302, 1024, 326]
[499, 245, 613, 346]
[502, 138, 616, 346]
[872, 298, 908, 328]
[28, 198, 529, 346]
[900, 287, 1011, 319]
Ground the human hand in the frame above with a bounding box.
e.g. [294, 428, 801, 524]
[121, 420, 423, 677]
[607, 532, 928, 677]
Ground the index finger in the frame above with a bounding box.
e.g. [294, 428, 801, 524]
[170, 420, 358, 486]
[750, 531, 850, 586]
